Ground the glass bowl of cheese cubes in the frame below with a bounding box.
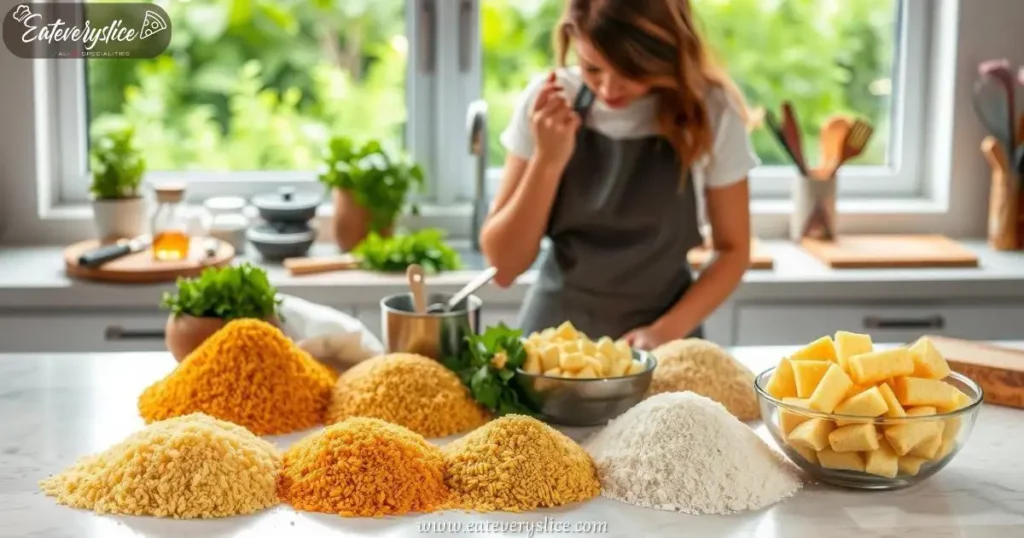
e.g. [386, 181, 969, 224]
[754, 332, 983, 490]
[514, 321, 656, 427]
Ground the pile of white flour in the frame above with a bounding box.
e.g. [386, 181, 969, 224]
[583, 391, 801, 514]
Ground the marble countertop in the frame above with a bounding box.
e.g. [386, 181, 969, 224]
[2, 345, 1024, 538]
[1, 240, 1023, 309]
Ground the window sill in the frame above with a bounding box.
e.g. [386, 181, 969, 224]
[40, 194, 951, 243]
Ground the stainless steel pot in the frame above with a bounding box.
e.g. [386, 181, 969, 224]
[380, 292, 482, 360]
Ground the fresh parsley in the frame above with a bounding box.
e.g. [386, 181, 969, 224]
[441, 323, 536, 416]
[160, 263, 282, 321]
[353, 228, 462, 273]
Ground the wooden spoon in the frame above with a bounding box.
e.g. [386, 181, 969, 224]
[818, 116, 851, 180]
[406, 264, 427, 314]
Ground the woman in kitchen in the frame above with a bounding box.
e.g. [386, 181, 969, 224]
[479, 0, 758, 350]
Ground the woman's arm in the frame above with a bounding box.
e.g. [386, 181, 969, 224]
[480, 154, 566, 288]
[623, 180, 751, 348]
[656, 180, 751, 336]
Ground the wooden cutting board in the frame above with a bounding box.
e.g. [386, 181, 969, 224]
[689, 238, 774, 270]
[64, 239, 235, 284]
[801, 235, 979, 269]
[926, 336, 1024, 409]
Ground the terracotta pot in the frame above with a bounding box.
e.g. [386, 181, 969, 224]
[165, 315, 279, 362]
[332, 189, 393, 251]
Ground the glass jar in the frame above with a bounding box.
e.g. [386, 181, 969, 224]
[202, 196, 250, 252]
[151, 183, 190, 261]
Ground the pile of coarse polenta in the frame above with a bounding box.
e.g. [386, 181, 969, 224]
[765, 333, 975, 478]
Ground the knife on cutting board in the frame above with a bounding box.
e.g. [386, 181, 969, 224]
[926, 335, 1024, 409]
[78, 234, 152, 268]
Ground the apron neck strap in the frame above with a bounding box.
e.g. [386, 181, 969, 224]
[573, 85, 597, 123]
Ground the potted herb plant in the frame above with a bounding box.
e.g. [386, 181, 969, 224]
[89, 121, 147, 240]
[161, 263, 282, 362]
[318, 136, 425, 251]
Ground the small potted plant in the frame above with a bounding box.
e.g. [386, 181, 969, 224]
[89, 120, 147, 240]
[318, 136, 425, 251]
[161, 263, 282, 361]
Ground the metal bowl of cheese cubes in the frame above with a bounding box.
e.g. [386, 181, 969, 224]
[514, 322, 656, 427]
[754, 333, 983, 490]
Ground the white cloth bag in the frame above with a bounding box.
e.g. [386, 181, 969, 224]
[277, 294, 385, 372]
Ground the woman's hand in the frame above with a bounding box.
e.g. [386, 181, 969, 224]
[621, 323, 678, 352]
[530, 72, 581, 168]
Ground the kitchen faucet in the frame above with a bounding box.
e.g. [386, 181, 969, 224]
[466, 99, 488, 252]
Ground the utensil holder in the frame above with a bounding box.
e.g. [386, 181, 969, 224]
[988, 168, 1023, 250]
[791, 174, 837, 242]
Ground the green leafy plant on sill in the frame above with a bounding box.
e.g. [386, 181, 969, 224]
[89, 120, 146, 200]
[160, 263, 283, 321]
[317, 136, 426, 233]
[353, 228, 461, 273]
[441, 323, 536, 416]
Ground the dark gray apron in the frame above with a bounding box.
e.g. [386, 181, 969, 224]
[517, 86, 705, 340]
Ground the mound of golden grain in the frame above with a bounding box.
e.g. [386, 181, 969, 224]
[138, 319, 336, 435]
[40, 413, 280, 518]
[326, 353, 488, 438]
[278, 417, 449, 517]
[649, 338, 759, 421]
[443, 415, 600, 512]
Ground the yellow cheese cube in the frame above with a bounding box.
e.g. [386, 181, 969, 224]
[560, 340, 581, 354]
[583, 356, 604, 376]
[543, 367, 563, 377]
[909, 337, 952, 380]
[877, 382, 906, 418]
[787, 418, 836, 452]
[790, 443, 818, 465]
[789, 336, 838, 361]
[835, 331, 873, 371]
[817, 448, 865, 472]
[835, 386, 889, 418]
[942, 417, 961, 442]
[884, 411, 941, 457]
[937, 387, 973, 412]
[539, 344, 562, 372]
[580, 339, 599, 357]
[523, 351, 542, 374]
[844, 384, 871, 400]
[626, 359, 646, 376]
[554, 321, 579, 340]
[848, 348, 915, 385]
[792, 360, 831, 398]
[828, 423, 880, 453]
[893, 377, 961, 408]
[864, 442, 899, 478]
[765, 358, 798, 399]
[934, 438, 956, 461]
[906, 433, 942, 459]
[897, 456, 928, 476]
[575, 365, 599, 379]
[779, 398, 813, 436]
[559, 352, 587, 373]
[607, 356, 630, 377]
[808, 364, 854, 413]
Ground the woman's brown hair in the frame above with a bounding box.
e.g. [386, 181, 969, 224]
[556, 0, 748, 175]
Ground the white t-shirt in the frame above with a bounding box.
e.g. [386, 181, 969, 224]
[499, 67, 760, 224]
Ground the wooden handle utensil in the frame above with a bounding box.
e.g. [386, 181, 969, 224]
[406, 264, 427, 314]
[982, 136, 1021, 250]
[283, 255, 361, 276]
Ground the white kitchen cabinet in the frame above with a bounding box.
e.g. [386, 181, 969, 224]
[734, 303, 1024, 345]
[0, 313, 169, 353]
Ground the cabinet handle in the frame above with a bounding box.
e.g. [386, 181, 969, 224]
[105, 326, 166, 341]
[457, 0, 474, 73]
[418, 0, 436, 74]
[862, 315, 945, 330]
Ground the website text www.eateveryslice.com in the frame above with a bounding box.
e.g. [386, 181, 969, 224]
[419, 517, 608, 535]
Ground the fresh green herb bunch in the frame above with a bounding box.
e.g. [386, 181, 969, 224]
[353, 228, 461, 273]
[89, 120, 146, 200]
[442, 324, 536, 416]
[160, 263, 282, 321]
[317, 136, 425, 232]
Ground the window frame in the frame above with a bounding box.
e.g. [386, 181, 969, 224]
[51, 0, 931, 208]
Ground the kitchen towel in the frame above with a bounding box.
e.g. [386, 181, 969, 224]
[278, 294, 385, 372]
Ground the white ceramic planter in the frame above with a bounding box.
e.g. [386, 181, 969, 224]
[91, 197, 146, 240]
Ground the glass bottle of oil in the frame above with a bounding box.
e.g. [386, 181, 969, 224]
[151, 184, 191, 261]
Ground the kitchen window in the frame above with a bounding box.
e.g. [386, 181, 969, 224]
[51, 0, 930, 210]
